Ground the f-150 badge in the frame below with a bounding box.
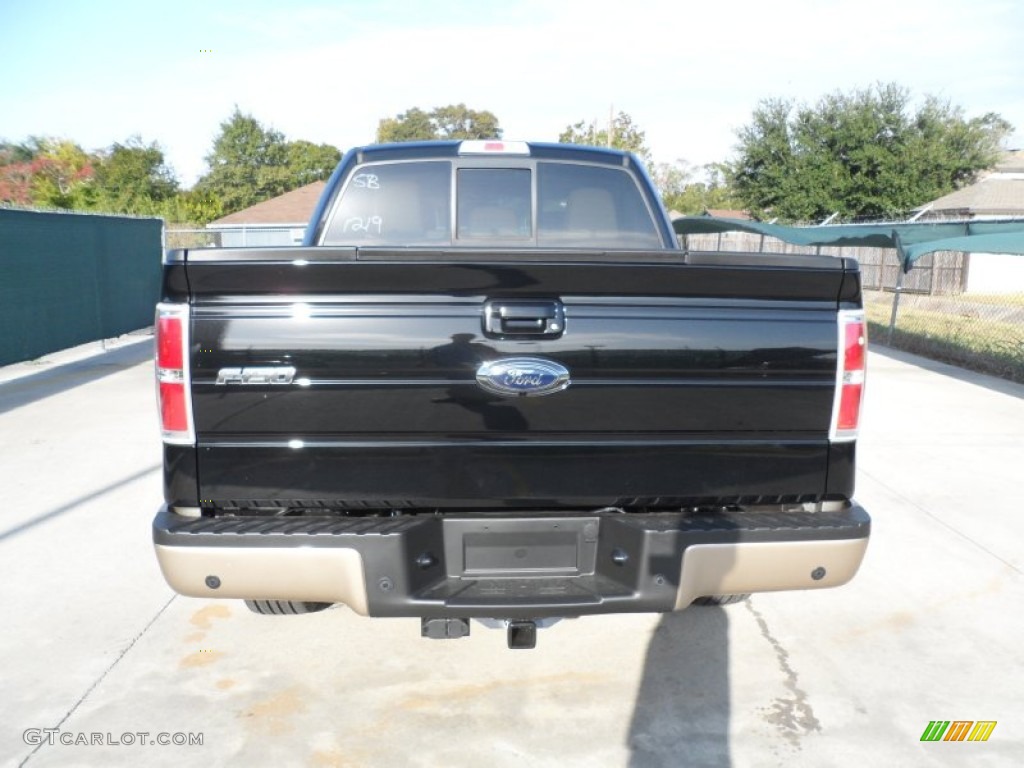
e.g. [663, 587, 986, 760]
[215, 366, 296, 385]
[475, 358, 570, 397]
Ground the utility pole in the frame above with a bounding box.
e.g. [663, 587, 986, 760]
[608, 104, 614, 148]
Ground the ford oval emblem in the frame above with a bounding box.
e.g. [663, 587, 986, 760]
[476, 357, 571, 397]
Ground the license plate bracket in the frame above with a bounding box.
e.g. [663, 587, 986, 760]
[443, 517, 600, 578]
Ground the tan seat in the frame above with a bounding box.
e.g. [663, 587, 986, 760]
[464, 206, 519, 236]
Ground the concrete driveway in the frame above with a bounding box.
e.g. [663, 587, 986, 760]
[1, 338, 1021, 767]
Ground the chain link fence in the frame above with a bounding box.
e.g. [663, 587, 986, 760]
[164, 226, 305, 250]
[684, 231, 1024, 383]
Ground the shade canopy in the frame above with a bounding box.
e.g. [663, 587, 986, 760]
[672, 216, 1024, 271]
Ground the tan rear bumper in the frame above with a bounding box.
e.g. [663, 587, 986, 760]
[154, 510, 869, 617]
[672, 537, 869, 609]
[155, 544, 371, 615]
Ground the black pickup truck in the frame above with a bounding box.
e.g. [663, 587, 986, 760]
[153, 140, 869, 648]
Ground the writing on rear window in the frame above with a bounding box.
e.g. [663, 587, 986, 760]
[343, 216, 384, 234]
[323, 161, 451, 246]
[351, 173, 381, 189]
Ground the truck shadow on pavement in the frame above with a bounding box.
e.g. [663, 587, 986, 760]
[628, 607, 731, 768]
[0, 463, 160, 543]
[0, 337, 153, 414]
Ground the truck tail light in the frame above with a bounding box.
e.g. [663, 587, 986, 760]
[155, 303, 195, 445]
[831, 310, 866, 441]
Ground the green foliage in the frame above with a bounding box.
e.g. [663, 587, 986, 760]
[728, 83, 1012, 221]
[650, 160, 743, 215]
[28, 138, 97, 209]
[194, 107, 343, 215]
[376, 104, 502, 143]
[864, 294, 1024, 383]
[430, 104, 501, 140]
[1, 135, 189, 217]
[194, 107, 290, 213]
[158, 189, 224, 226]
[93, 135, 178, 214]
[2, 112, 340, 222]
[377, 107, 435, 142]
[558, 111, 651, 163]
[286, 140, 342, 185]
[0, 140, 34, 164]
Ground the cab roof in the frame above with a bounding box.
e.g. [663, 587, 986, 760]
[353, 140, 634, 166]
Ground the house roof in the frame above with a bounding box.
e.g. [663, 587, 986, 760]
[916, 151, 1024, 216]
[995, 149, 1024, 173]
[923, 178, 1024, 216]
[208, 181, 326, 227]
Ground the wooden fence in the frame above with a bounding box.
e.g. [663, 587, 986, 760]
[683, 232, 967, 295]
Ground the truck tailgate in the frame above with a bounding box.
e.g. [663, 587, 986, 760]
[180, 249, 854, 510]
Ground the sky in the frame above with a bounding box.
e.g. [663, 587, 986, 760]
[2, 0, 1022, 188]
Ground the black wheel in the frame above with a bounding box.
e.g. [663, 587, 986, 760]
[244, 600, 333, 615]
[692, 594, 750, 606]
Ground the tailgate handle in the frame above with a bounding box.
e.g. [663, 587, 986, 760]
[484, 300, 565, 338]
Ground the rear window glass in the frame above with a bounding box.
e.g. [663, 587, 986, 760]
[457, 169, 532, 239]
[322, 158, 663, 248]
[537, 163, 661, 248]
[322, 161, 450, 245]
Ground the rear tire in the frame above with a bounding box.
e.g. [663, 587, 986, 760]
[244, 600, 333, 615]
[692, 594, 750, 606]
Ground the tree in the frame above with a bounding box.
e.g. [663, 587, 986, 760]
[727, 83, 1012, 221]
[377, 107, 435, 142]
[0, 140, 34, 165]
[0, 141, 35, 205]
[2, 136, 178, 213]
[558, 111, 651, 163]
[376, 104, 502, 143]
[194, 107, 291, 213]
[285, 140, 341, 185]
[650, 160, 743, 215]
[159, 188, 224, 225]
[430, 104, 501, 140]
[27, 138, 96, 209]
[195, 108, 343, 215]
[92, 135, 178, 214]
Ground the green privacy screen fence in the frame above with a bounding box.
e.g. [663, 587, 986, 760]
[0, 209, 162, 366]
